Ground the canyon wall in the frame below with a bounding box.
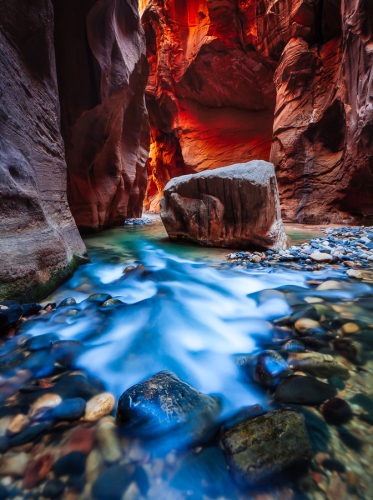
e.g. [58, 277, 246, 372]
[53, 0, 150, 232]
[142, 0, 373, 223]
[142, 0, 277, 212]
[0, 0, 88, 303]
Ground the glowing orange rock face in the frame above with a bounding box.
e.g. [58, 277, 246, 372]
[143, 0, 373, 223]
[142, 0, 277, 212]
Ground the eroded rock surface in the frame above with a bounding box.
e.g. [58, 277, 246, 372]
[53, 0, 150, 232]
[116, 371, 221, 444]
[0, 0, 87, 302]
[142, 0, 276, 212]
[221, 409, 312, 483]
[161, 161, 287, 250]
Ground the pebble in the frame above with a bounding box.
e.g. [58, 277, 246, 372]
[101, 299, 125, 308]
[84, 393, 115, 422]
[52, 398, 86, 421]
[58, 297, 77, 308]
[0, 452, 30, 476]
[43, 478, 65, 498]
[274, 375, 337, 405]
[6, 414, 30, 436]
[96, 417, 122, 463]
[28, 393, 62, 419]
[310, 252, 332, 263]
[294, 318, 321, 334]
[341, 322, 360, 334]
[288, 353, 350, 380]
[322, 398, 353, 426]
[24, 333, 59, 351]
[53, 451, 86, 477]
[347, 269, 362, 279]
[92, 464, 132, 500]
[23, 454, 53, 488]
[87, 294, 112, 305]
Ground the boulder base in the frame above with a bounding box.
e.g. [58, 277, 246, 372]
[160, 161, 287, 250]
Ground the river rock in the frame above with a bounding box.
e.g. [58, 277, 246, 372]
[58, 297, 77, 308]
[275, 375, 337, 405]
[24, 333, 59, 351]
[87, 294, 112, 305]
[43, 478, 65, 498]
[84, 393, 115, 422]
[29, 393, 62, 419]
[92, 464, 132, 500]
[0, 301, 23, 330]
[51, 340, 84, 366]
[221, 409, 312, 483]
[23, 453, 54, 488]
[116, 371, 221, 443]
[347, 269, 362, 279]
[52, 398, 86, 421]
[7, 413, 30, 435]
[288, 353, 350, 380]
[251, 350, 291, 387]
[0, 451, 30, 476]
[310, 252, 332, 263]
[53, 451, 86, 477]
[322, 398, 353, 426]
[161, 161, 287, 251]
[21, 303, 42, 317]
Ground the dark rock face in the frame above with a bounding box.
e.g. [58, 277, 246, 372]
[221, 409, 312, 483]
[116, 371, 221, 444]
[53, 0, 150, 232]
[275, 375, 337, 405]
[161, 161, 287, 250]
[0, 0, 87, 302]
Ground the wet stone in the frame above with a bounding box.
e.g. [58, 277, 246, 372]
[116, 371, 221, 444]
[43, 478, 65, 498]
[58, 297, 77, 308]
[0, 301, 23, 330]
[221, 409, 312, 483]
[21, 303, 42, 317]
[52, 398, 86, 421]
[101, 299, 125, 308]
[84, 392, 115, 421]
[7, 413, 29, 435]
[53, 451, 86, 477]
[24, 333, 59, 351]
[87, 294, 112, 305]
[288, 353, 350, 380]
[29, 393, 62, 419]
[23, 453, 54, 488]
[251, 350, 291, 387]
[92, 464, 132, 500]
[51, 340, 84, 367]
[274, 375, 337, 405]
[322, 397, 353, 426]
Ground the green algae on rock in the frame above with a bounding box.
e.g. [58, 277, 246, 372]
[221, 409, 312, 484]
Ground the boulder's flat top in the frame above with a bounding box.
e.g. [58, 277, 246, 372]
[165, 160, 275, 190]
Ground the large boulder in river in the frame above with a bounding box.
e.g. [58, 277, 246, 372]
[221, 409, 312, 484]
[160, 161, 287, 250]
[116, 371, 221, 444]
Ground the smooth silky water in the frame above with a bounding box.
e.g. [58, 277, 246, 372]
[2, 220, 373, 500]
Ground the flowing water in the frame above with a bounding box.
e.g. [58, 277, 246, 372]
[1, 220, 373, 500]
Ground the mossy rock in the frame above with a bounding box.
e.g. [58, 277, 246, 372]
[221, 408, 312, 483]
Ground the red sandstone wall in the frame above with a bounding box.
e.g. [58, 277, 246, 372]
[142, 0, 373, 223]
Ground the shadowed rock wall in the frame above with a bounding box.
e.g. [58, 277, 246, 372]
[0, 0, 88, 302]
[53, 0, 151, 232]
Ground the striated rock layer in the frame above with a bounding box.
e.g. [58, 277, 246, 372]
[0, 0, 88, 302]
[143, 0, 373, 224]
[270, 0, 373, 223]
[53, 0, 150, 232]
[161, 161, 287, 250]
[142, 0, 276, 212]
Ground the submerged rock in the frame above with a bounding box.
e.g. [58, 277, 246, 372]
[221, 409, 312, 483]
[288, 353, 350, 380]
[250, 350, 291, 387]
[322, 398, 353, 426]
[274, 375, 337, 405]
[58, 297, 77, 308]
[0, 301, 23, 330]
[116, 371, 221, 443]
[161, 161, 287, 251]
